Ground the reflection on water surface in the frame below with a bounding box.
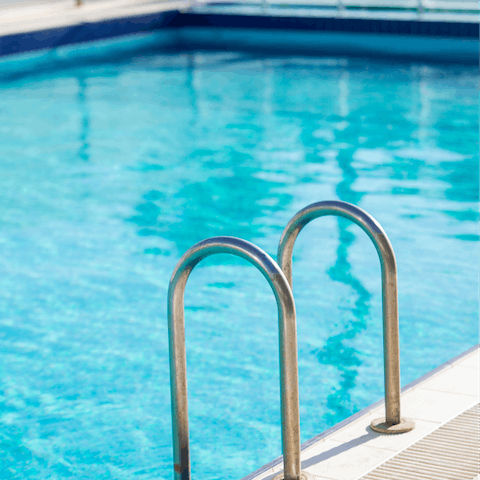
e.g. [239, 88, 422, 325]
[0, 45, 478, 480]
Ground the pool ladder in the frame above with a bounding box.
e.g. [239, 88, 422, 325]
[168, 200, 414, 480]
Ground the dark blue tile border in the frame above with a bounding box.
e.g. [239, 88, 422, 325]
[0, 10, 180, 57]
[173, 12, 479, 38]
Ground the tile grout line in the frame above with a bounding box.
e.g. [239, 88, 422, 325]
[417, 386, 479, 397]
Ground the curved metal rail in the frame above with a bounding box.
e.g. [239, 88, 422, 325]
[168, 236, 314, 480]
[277, 201, 414, 434]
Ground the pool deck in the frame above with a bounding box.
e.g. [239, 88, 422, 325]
[0, 0, 187, 57]
[245, 344, 479, 480]
[192, 2, 478, 24]
[0, 0, 188, 38]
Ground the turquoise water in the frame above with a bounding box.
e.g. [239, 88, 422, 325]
[0, 34, 478, 479]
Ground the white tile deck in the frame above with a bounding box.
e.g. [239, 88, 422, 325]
[0, 0, 189, 37]
[192, 3, 479, 23]
[248, 345, 479, 480]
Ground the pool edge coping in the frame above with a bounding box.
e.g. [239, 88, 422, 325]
[241, 343, 480, 480]
[1, 3, 478, 60]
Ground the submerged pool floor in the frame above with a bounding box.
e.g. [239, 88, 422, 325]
[0, 36, 478, 479]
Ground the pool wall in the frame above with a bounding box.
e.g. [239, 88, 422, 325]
[0, 7, 478, 63]
[176, 26, 478, 63]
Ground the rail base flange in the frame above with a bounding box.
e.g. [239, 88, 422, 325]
[272, 472, 315, 480]
[370, 417, 415, 434]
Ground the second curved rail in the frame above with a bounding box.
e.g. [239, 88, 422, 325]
[277, 200, 414, 434]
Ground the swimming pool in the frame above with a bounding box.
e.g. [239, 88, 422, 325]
[0, 33, 478, 479]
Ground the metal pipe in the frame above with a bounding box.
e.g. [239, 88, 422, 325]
[417, 0, 424, 15]
[277, 201, 414, 434]
[168, 236, 314, 480]
[262, 0, 268, 14]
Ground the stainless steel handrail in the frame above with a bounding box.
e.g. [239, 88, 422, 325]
[188, 0, 477, 18]
[277, 201, 415, 434]
[168, 236, 314, 480]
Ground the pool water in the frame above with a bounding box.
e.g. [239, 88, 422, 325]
[0, 34, 478, 480]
